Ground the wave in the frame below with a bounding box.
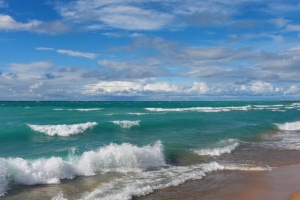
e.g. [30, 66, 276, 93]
[193, 139, 239, 156]
[80, 161, 269, 200]
[275, 121, 300, 131]
[53, 108, 102, 111]
[0, 141, 164, 196]
[27, 122, 98, 136]
[111, 120, 140, 129]
[145, 106, 251, 112]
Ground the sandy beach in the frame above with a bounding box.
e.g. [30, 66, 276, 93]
[137, 164, 300, 200]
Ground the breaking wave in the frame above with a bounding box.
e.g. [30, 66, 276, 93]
[275, 121, 300, 131]
[0, 141, 165, 196]
[193, 139, 239, 156]
[111, 120, 140, 129]
[27, 122, 98, 136]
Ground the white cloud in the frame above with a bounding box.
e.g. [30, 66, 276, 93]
[57, 49, 98, 59]
[83, 80, 182, 94]
[9, 61, 53, 73]
[36, 47, 55, 51]
[0, 0, 7, 8]
[285, 85, 299, 95]
[29, 82, 43, 90]
[0, 14, 70, 34]
[249, 81, 275, 94]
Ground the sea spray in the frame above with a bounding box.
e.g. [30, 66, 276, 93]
[27, 122, 98, 136]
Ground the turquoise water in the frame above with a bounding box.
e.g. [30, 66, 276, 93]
[1, 101, 300, 199]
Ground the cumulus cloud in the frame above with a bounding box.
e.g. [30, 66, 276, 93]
[57, 49, 98, 59]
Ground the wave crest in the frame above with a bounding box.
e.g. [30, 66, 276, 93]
[193, 139, 239, 156]
[27, 122, 98, 136]
[275, 121, 300, 131]
[111, 120, 140, 129]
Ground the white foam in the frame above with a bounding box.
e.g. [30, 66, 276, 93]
[145, 106, 251, 113]
[262, 131, 300, 150]
[27, 122, 98, 136]
[51, 192, 68, 200]
[0, 141, 165, 195]
[276, 121, 300, 131]
[128, 113, 148, 115]
[111, 120, 140, 129]
[0, 159, 8, 196]
[193, 139, 239, 156]
[54, 108, 102, 111]
[81, 161, 268, 200]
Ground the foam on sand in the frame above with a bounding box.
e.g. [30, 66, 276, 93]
[80, 161, 269, 200]
[111, 120, 140, 129]
[193, 139, 239, 156]
[275, 121, 300, 131]
[27, 122, 98, 136]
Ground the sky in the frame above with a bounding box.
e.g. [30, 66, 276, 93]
[0, 0, 300, 100]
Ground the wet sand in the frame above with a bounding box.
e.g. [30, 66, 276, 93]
[137, 164, 300, 200]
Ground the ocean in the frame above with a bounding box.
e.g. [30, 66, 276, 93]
[1, 101, 300, 199]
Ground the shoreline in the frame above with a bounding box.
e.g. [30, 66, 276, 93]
[137, 164, 300, 200]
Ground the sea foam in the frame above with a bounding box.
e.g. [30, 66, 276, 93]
[27, 122, 98, 136]
[193, 139, 239, 156]
[81, 161, 268, 200]
[276, 121, 300, 131]
[0, 141, 165, 196]
[111, 120, 140, 129]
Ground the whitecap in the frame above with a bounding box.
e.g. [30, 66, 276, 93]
[145, 106, 251, 113]
[111, 120, 140, 129]
[275, 121, 300, 131]
[27, 122, 98, 136]
[53, 108, 102, 111]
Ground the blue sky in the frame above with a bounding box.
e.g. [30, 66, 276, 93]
[1, 0, 300, 100]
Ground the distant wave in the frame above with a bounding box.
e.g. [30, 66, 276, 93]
[145, 106, 251, 112]
[275, 121, 300, 131]
[0, 141, 164, 196]
[111, 120, 140, 129]
[27, 122, 98, 136]
[193, 139, 239, 156]
[53, 108, 102, 111]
